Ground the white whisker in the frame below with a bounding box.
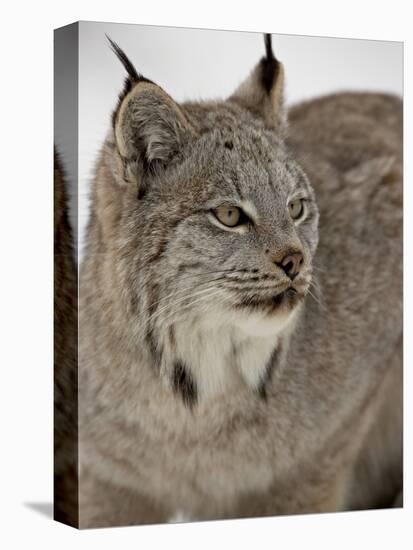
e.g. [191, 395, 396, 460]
[306, 286, 326, 312]
[134, 285, 225, 339]
[156, 288, 228, 333]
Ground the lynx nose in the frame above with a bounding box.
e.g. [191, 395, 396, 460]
[277, 252, 304, 280]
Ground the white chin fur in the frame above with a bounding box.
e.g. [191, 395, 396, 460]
[170, 301, 300, 399]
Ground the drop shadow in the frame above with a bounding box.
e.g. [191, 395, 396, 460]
[24, 502, 54, 519]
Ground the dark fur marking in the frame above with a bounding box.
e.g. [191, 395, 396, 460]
[224, 274, 278, 286]
[173, 361, 197, 407]
[181, 241, 213, 258]
[145, 283, 162, 366]
[146, 283, 160, 317]
[258, 344, 281, 400]
[230, 286, 285, 295]
[169, 325, 177, 353]
[147, 216, 188, 265]
[234, 290, 302, 314]
[137, 185, 147, 201]
[130, 293, 139, 314]
[230, 172, 244, 200]
[177, 262, 203, 273]
[147, 236, 169, 265]
[146, 327, 162, 367]
[260, 34, 280, 95]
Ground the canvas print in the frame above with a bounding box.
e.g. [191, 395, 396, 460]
[54, 22, 403, 529]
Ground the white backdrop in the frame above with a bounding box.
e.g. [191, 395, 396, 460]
[2, 2, 410, 548]
[69, 22, 403, 259]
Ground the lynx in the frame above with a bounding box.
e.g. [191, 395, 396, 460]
[75, 34, 402, 527]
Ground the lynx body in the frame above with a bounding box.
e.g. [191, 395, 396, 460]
[77, 36, 402, 527]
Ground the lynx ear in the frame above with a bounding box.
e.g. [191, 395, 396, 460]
[108, 38, 195, 182]
[230, 34, 286, 130]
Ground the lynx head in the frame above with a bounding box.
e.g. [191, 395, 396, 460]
[96, 35, 319, 400]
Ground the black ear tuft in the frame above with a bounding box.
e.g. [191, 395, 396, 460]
[264, 33, 275, 60]
[106, 35, 140, 82]
[107, 35, 154, 130]
[230, 33, 285, 129]
[260, 33, 280, 94]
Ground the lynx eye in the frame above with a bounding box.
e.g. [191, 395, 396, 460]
[213, 206, 243, 227]
[288, 199, 304, 220]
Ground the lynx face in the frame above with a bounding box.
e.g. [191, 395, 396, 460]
[122, 128, 318, 339]
[105, 38, 319, 346]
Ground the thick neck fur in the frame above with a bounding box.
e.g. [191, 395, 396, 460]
[84, 243, 302, 410]
[158, 306, 300, 405]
